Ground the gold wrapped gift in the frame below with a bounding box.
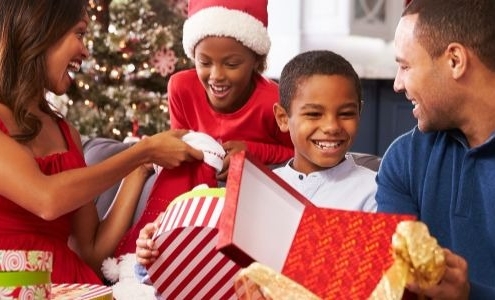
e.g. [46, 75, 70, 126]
[370, 221, 446, 300]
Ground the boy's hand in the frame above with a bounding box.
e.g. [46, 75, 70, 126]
[135, 214, 162, 266]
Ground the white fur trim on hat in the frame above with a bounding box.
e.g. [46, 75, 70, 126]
[183, 6, 271, 59]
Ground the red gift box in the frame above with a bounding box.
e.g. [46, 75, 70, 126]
[218, 151, 415, 299]
[146, 186, 241, 299]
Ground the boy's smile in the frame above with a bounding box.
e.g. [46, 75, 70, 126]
[284, 74, 360, 175]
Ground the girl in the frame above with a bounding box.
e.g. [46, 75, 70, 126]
[113, 0, 294, 257]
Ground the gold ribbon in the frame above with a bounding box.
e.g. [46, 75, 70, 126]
[369, 221, 446, 300]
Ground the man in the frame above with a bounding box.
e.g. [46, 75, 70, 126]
[376, 0, 495, 299]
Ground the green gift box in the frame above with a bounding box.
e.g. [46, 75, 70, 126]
[0, 250, 52, 299]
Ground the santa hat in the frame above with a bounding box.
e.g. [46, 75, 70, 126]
[183, 0, 271, 59]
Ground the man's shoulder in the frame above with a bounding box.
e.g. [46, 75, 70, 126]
[387, 127, 446, 152]
[381, 128, 452, 173]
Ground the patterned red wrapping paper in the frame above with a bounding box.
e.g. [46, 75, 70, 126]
[146, 186, 241, 299]
[51, 283, 112, 300]
[218, 151, 415, 299]
[283, 207, 415, 299]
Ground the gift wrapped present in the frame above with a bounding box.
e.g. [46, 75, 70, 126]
[51, 283, 112, 300]
[217, 151, 417, 299]
[0, 250, 52, 299]
[146, 185, 241, 299]
[234, 262, 320, 299]
[234, 221, 446, 300]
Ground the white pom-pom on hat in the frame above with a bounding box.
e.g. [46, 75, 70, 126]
[101, 256, 120, 283]
[183, 0, 271, 59]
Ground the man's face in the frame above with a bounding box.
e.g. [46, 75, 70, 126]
[393, 14, 454, 132]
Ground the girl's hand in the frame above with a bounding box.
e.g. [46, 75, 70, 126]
[216, 140, 247, 181]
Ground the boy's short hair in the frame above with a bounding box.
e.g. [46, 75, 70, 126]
[278, 50, 361, 114]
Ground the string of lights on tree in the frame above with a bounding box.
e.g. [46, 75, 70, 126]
[62, 0, 191, 140]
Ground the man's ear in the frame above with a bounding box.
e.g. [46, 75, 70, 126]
[273, 103, 289, 132]
[446, 42, 467, 79]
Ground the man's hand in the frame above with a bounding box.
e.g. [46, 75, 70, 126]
[407, 249, 470, 300]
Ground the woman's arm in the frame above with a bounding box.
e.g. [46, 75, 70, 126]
[0, 126, 202, 221]
[69, 163, 154, 277]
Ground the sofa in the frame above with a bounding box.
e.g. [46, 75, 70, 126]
[82, 137, 156, 224]
[82, 137, 381, 224]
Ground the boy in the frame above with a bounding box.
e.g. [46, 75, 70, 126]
[273, 50, 376, 211]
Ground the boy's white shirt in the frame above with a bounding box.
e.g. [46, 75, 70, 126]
[273, 154, 377, 212]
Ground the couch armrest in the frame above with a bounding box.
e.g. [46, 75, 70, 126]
[83, 137, 153, 223]
[350, 152, 381, 171]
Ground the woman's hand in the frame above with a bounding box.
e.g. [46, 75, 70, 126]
[145, 129, 204, 169]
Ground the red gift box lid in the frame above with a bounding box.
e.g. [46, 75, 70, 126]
[217, 151, 315, 270]
[217, 151, 415, 299]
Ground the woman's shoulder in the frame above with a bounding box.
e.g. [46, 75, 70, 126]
[53, 117, 83, 154]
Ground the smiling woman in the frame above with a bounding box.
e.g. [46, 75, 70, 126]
[45, 13, 89, 96]
[0, 0, 204, 284]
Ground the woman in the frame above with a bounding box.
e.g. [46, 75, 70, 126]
[0, 0, 202, 283]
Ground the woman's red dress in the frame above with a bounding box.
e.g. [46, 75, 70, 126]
[0, 118, 101, 284]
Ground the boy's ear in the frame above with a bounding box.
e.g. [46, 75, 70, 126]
[273, 103, 289, 132]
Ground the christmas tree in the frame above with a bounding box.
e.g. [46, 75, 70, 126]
[64, 0, 192, 140]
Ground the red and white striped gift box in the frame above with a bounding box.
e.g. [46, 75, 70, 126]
[51, 283, 112, 299]
[147, 186, 241, 299]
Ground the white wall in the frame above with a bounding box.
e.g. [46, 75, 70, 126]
[265, 0, 302, 79]
[266, 0, 403, 79]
